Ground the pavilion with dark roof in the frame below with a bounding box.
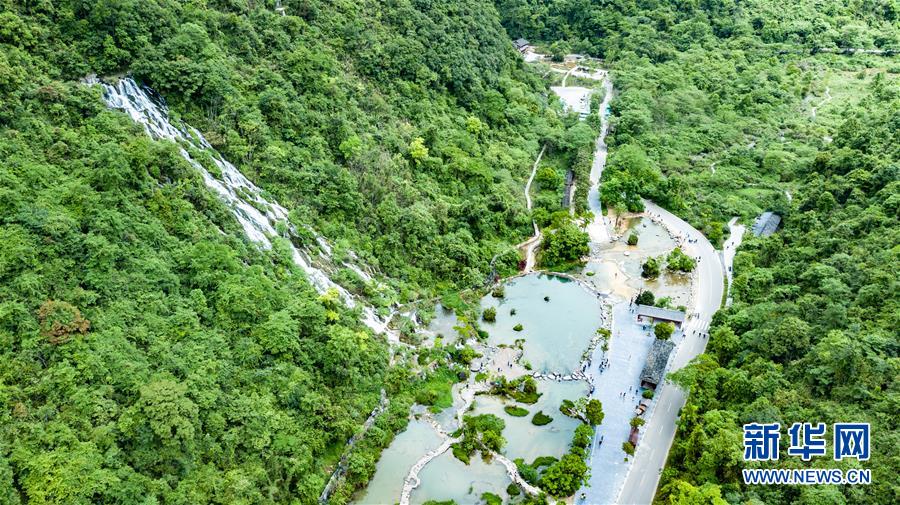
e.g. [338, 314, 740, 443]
[636, 304, 686, 328]
[752, 211, 781, 237]
[640, 339, 675, 390]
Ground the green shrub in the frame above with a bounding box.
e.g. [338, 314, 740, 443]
[572, 423, 593, 448]
[539, 453, 588, 497]
[622, 441, 635, 455]
[504, 405, 529, 417]
[532, 456, 558, 469]
[642, 389, 654, 399]
[641, 256, 661, 279]
[635, 291, 655, 305]
[627, 233, 639, 245]
[513, 323, 524, 331]
[654, 322, 675, 340]
[415, 389, 438, 405]
[666, 247, 696, 272]
[481, 492, 502, 505]
[586, 399, 604, 425]
[482, 307, 497, 322]
[532, 411, 553, 425]
[452, 414, 506, 463]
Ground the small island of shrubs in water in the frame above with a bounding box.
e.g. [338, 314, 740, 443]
[504, 405, 529, 417]
[532, 411, 553, 426]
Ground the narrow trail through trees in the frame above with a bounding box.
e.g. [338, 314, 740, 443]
[517, 144, 547, 272]
[811, 86, 832, 119]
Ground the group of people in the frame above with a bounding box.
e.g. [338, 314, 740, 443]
[618, 387, 639, 401]
[597, 357, 610, 373]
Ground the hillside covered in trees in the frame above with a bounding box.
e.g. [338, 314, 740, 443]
[1, 0, 898, 504]
[0, 0, 581, 503]
[496, 1, 898, 504]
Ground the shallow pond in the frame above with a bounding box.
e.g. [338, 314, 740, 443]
[470, 380, 588, 462]
[353, 419, 444, 505]
[616, 216, 676, 256]
[582, 217, 692, 307]
[480, 273, 604, 374]
[410, 451, 511, 505]
[425, 303, 459, 340]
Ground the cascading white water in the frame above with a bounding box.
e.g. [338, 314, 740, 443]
[100, 77, 392, 337]
[586, 73, 614, 244]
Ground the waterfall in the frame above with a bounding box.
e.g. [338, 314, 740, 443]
[99, 77, 392, 338]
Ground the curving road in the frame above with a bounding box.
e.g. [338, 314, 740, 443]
[723, 217, 745, 307]
[616, 201, 724, 504]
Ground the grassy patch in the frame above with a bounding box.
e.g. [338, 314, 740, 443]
[415, 367, 460, 412]
[504, 405, 529, 417]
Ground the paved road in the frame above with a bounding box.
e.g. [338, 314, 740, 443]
[580, 303, 660, 504]
[616, 201, 725, 505]
[723, 218, 745, 306]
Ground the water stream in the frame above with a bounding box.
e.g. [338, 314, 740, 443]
[586, 74, 615, 245]
[98, 77, 391, 337]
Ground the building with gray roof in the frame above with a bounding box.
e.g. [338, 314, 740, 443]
[752, 211, 781, 237]
[640, 339, 675, 390]
[636, 304, 686, 327]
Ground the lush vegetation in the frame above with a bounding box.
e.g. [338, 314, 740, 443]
[559, 397, 604, 425]
[490, 375, 542, 404]
[514, 424, 593, 499]
[504, 404, 529, 417]
[664, 97, 899, 504]
[0, 0, 578, 503]
[641, 256, 662, 278]
[538, 220, 590, 269]
[2, 0, 897, 503]
[531, 410, 553, 426]
[498, 2, 898, 505]
[451, 414, 507, 464]
[666, 247, 697, 272]
[654, 322, 676, 340]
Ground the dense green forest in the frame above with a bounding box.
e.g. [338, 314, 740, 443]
[2, 0, 898, 504]
[496, 1, 898, 504]
[0, 0, 580, 503]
